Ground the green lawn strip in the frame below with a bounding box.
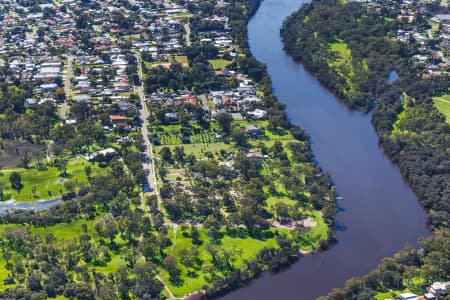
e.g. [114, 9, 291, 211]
[0, 256, 12, 290]
[1, 158, 106, 202]
[155, 142, 233, 158]
[392, 93, 413, 135]
[433, 94, 450, 124]
[326, 37, 355, 95]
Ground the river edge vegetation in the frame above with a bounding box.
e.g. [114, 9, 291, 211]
[0, 0, 338, 299]
[281, 0, 450, 298]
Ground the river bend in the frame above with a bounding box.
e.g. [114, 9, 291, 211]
[220, 0, 431, 299]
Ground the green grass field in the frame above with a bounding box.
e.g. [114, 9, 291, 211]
[433, 94, 450, 124]
[208, 59, 232, 70]
[1, 158, 105, 202]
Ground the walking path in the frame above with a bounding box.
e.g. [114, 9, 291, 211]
[184, 24, 191, 46]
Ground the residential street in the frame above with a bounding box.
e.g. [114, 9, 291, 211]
[136, 54, 161, 206]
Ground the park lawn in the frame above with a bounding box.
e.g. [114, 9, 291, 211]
[433, 94, 450, 124]
[1, 158, 105, 202]
[0, 217, 98, 240]
[266, 195, 297, 214]
[208, 59, 232, 70]
[89, 253, 128, 273]
[29, 217, 96, 239]
[163, 226, 281, 297]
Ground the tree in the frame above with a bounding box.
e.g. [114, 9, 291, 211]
[173, 146, 185, 163]
[132, 262, 164, 299]
[55, 87, 66, 101]
[163, 256, 178, 272]
[231, 128, 248, 148]
[84, 166, 92, 179]
[27, 273, 42, 292]
[179, 248, 198, 268]
[94, 214, 118, 245]
[9, 172, 23, 191]
[216, 113, 233, 135]
[160, 147, 172, 163]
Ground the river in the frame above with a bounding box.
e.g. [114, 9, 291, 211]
[220, 0, 431, 299]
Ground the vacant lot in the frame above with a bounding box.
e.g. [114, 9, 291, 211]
[0, 141, 44, 168]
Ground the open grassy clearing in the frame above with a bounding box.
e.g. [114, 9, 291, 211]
[326, 37, 355, 95]
[433, 94, 450, 124]
[208, 59, 232, 69]
[0, 157, 106, 202]
[161, 226, 282, 297]
[392, 93, 414, 135]
[169, 55, 189, 66]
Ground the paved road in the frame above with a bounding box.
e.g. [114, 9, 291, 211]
[184, 23, 191, 46]
[136, 54, 161, 206]
[60, 55, 73, 120]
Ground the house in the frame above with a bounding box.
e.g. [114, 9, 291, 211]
[430, 281, 450, 296]
[245, 125, 262, 136]
[86, 148, 117, 161]
[40, 83, 58, 93]
[246, 150, 262, 158]
[73, 95, 92, 102]
[164, 112, 178, 123]
[109, 115, 128, 124]
[117, 100, 134, 111]
[423, 293, 436, 300]
[400, 293, 418, 300]
[247, 109, 267, 119]
[25, 98, 37, 108]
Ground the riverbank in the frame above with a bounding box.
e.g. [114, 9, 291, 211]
[281, 0, 449, 229]
[0, 198, 62, 214]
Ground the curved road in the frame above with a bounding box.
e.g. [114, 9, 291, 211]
[220, 0, 431, 299]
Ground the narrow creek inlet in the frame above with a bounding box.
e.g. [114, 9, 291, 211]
[220, 0, 431, 299]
